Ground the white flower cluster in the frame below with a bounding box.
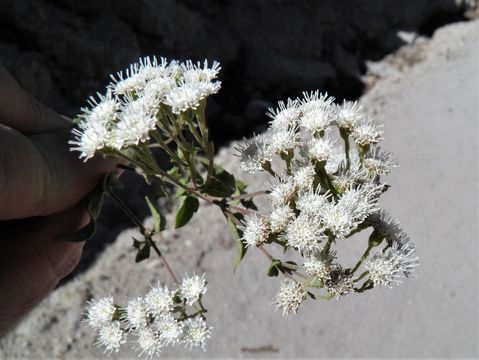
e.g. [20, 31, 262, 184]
[70, 56, 221, 160]
[237, 91, 417, 314]
[84, 275, 211, 357]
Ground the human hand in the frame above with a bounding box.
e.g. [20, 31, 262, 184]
[0, 65, 117, 336]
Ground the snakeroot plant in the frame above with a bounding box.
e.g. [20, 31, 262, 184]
[69, 56, 418, 356]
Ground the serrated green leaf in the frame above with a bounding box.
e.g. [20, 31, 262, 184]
[56, 217, 96, 242]
[175, 195, 199, 228]
[145, 196, 166, 233]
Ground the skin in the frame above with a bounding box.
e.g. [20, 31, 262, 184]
[0, 65, 117, 336]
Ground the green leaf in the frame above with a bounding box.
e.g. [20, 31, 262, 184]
[145, 196, 166, 233]
[227, 214, 247, 272]
[133, 238, 151, 263]
[87, 182, 105, 220]
[214, 168, 235, 192]
[368, 228, 384, 247]
[234, 180, 247, 194]
[175, 195, 199, 228]
[167, 166, 181, 181]
[56, 217, 96, 242]
[201, 178, 230, 197]
[267, 259, 281, 277]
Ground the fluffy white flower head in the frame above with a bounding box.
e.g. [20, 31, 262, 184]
[303, 252, 336, 281]
[299, 91, 335, 134]
[144, 284, 173, 316]
[156, 314, 184, 346]
[273, 279, 307, 316]
[124, 297, 149, 330]
[307, 136, 335, 163]
[269, 180, 296, 207]
[351, 117, 383, 147]
[270, 205, 295, 233]
[96, 322, 126, 354]
[85, 296, 116, 329]
[363, 147, 398, 176]
[267, 98, 300, 131]
[326, 268, 354, 299]
[366, 241, 419, 287]
[183, 317, 212, 351]
[134, 326, 162, 358]
[241, 214, 270, 247]
[336, 101, 364, 130]
[285, 213, 325, 253]
[180, 274, 207, 306]
[268, 128, 301, 154]
[296, 187, 330, 217]
[293, 163, 316, 190]
[236, 134, 272, 174]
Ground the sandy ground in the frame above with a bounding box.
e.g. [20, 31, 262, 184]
[1, 19, 478, 359]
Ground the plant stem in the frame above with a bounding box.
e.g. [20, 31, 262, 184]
[350, 245, 373, 274]
[149, 233, 179, 285]
[229, 190, 269, 200]
[108, 189, 179, 285]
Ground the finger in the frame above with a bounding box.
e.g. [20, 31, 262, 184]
[0, 124, 118, 220]
[0, 64, 66, 134]
[0, 199, 90, 336]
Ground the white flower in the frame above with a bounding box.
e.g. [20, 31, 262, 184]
[110, 99, 158, 149]
[79, 92, 119, 127]
[270, 205, 295, 233]
[95, 322, 126, 354]
[321, 203, 357, 239]
[296, 187, 330, 217]
[124, 297, 149, 330]
[335, 101, 365, 130]
[181, 59, 221, 83]
[143, 75, 176, 101]
[285, 213, 326, 253]
[299, 91, 335, 134]
[337, 184, 382, 223]
[273, 279, 307, 316]
[363, 147, 398, 176]
[236, 134, 272, 174]
[155, 314, 184, 346]
[182, 317, 212, 350]
[303, 252, 336, 281]
[292, 163, 316, 190]
[326, 267, 354, 299]
[134, 326, 162, 358]
[165, 60, 221, 114]
[241, 214, 270, 247]
[351, 117, 383, 147]
[180, 274, 207, 306]
[164, 83, 203, 114]
[365, 241, 419, 288]
[269, 180, 296, 207]
[332, 161, 368, 191]
[307, 136, 335, 163]
[144, 284, 173, 317]
[110, 63, 145, 96]
[70, 120, 110, 161]
[268, 128, 302, 154]
[267, 98, 300, 131]
[84, 296, 116, 329]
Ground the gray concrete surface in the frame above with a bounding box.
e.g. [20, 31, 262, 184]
[1, 19, 478, 359]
